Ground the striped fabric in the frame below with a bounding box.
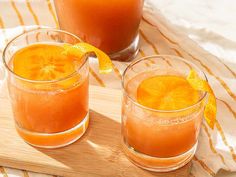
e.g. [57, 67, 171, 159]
[0, 0, 235, 177]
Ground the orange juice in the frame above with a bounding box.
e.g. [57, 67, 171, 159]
[121, 56, 207, 172]
[4, 28, 113, 148]
[54, 0, 143, 60]
[123, 74, 203, 158]
[8, 43, 89, 147]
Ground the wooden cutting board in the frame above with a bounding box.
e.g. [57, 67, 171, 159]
[0, 85, 191, 177]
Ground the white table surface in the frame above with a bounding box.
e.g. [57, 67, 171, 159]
[153, 0, 236, 63]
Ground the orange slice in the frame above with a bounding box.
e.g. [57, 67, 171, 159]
[13, 42, 112, 89]
[187, 70, 216, 129]
[13, 44, 80, 81]
[137, 75, 200, 111]
[63, 42, 113, 74]
[137, 71, 216, 129]
[13, 44, 85, 90]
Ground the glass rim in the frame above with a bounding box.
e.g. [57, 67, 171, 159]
[2, 28, 88, 84]
[122, 55, 208, 113]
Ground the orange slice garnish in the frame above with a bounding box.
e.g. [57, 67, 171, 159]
[13, 42, 112, 89]
[13, 44, 80, 82]
[187, 70, 216, 129]
[63, 42, 113, 74]
[137, 71, 216, 129]
[137, 75, 200, 111]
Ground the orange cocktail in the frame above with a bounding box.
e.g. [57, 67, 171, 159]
[54, 0, 144, 61]
[3, 29, 89, 148]
[122, 55, 208, 171]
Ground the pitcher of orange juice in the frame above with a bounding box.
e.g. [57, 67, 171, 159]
[54, 0, 144, 61]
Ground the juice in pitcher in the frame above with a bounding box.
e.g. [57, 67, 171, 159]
[54, 0, 144, 61]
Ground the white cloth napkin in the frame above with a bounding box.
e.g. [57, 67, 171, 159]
[145, 1, 236, 176]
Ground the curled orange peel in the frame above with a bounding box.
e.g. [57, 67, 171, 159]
[63, 42, 113, 74]
[187, 70, 216, 129]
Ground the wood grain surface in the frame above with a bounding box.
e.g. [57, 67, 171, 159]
[0, 85, 191, 177]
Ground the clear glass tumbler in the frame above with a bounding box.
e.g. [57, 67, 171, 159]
[122, 55, 207, 171]
[3, 29, 89, 148]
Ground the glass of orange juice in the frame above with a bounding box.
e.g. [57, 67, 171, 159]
[3, 29, 89, 148]
[122, 55, 207, 171]
[54, 0, 144, 61]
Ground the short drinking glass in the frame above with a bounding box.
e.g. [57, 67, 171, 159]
[122, 55, 207, 171]
[3, 29, 89, 148]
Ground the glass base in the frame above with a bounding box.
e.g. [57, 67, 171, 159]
[16, 113, 89, 148]
[109, 34, 140, 61]
[122, 140, 197, 172]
